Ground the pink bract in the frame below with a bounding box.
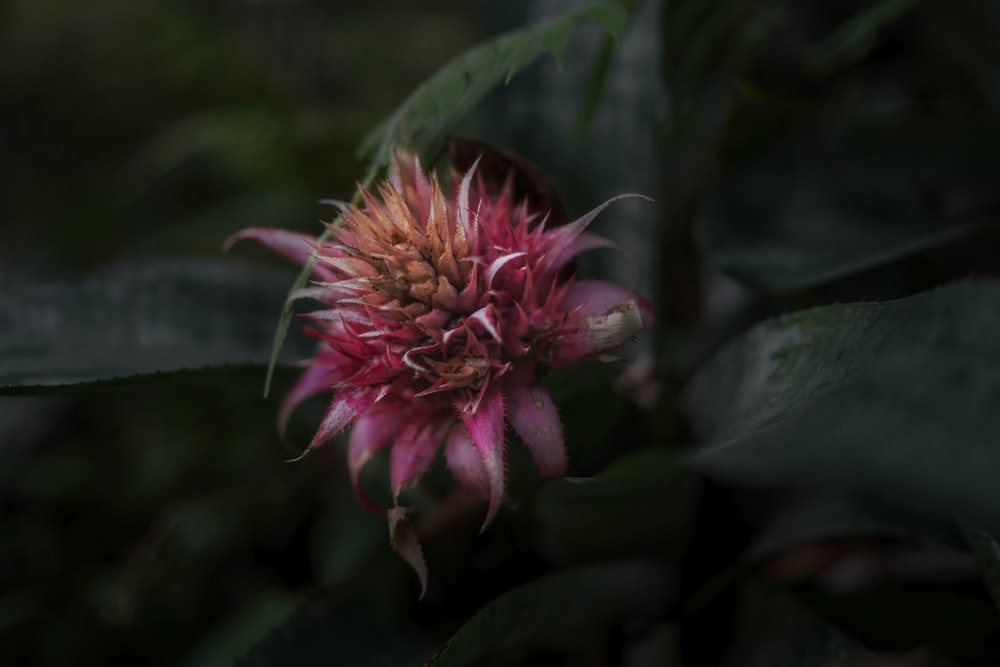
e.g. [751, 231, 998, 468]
[227, 152, 652, 528]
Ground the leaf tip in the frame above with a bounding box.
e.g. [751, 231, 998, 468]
[389, 505, 429, 599]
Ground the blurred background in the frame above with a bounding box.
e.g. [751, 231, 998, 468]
[4, 0, 1000, 663]
[0, 1, 506, 663]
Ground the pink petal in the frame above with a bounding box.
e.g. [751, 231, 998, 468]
[390, 417, 445, 495]
[414, 309, 451, 340]
[317, 255, 377, 277]
[457, 264, 481, 312]
[505, 373, 567, 477]
[467, 305, 502, 342]
[291, 385, 387, 461]
[223, 228, 335, 281]
[548, 232, 624, 275]
[278, 356, 342, 437]
[540, 194, 650, 276]
[348, 408, 401, 510]
[485, 252, 526, 288]
[456, 156, 482, 242]
[445, 423, 491, 499]
[457, 385, 506, 530]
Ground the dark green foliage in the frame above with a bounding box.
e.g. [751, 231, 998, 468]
[357, 1, 628, 181]
[687, 282, 1000, 527]
[0, 261, 310, 393]
[4, 0, 1000, 664]
[720, 583, 874, 666]
[237, 555, 437, 667]
[533, 447, 698, 564]
[427, 560, 673, 667]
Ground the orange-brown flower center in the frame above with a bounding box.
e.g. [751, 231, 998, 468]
[375, 243, 461, 312]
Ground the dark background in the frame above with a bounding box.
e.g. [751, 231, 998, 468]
[0, 1, 501, 663]
[4, 0, 1000, 664]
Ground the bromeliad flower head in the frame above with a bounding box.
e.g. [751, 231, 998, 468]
[227, 151, 653, 528]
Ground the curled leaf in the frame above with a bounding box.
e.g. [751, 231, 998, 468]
[388, 505, 429, 599]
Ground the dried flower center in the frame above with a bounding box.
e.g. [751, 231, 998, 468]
[373, 243, 461, 313]
[425, 356, 491, 390]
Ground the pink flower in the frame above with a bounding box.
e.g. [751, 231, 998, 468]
[227, 152, 652, 527]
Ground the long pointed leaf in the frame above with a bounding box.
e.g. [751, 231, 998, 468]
[356, 1, 628, 180]
[0, 260, 311, 394]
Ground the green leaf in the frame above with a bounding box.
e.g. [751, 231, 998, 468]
[309, 487, 388, 587]
[803, 584, 1000, 661]
[356, 1, 628, 180]
[685, 280, 1000, 528]
[721, 582, 873, 667]
[0, 260, 311, 394]
[261, 251, 316, 399]
[744, 489, 961, 565]
[121, 107, 297, 194]
[473, 0, 665, 325]
[183, 590, 301, 667]
[805, 0, 925, 75]
[958, 520, 1000, 614]
[916, 0, 1000, 107]
[697, 137, 975, 293]
[427, 560, 672, 666]
[237, 556, 435, 666]
[534, 447, 698, 564]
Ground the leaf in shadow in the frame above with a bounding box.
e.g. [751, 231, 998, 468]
[697, 137, 974, 293]
[685, 280, 1000, 528]
[356, 1, 628, 181]
[958, 520, 1000, 615]
[745, 488, 962, 566]
[236, 556, 435, 667]
[533, 447, 698, 564]
[427, 560, 672, 667]
[721, 582, 874, 667]
[0, 260, 311, 394]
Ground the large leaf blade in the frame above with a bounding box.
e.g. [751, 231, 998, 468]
[721, 582, 873, 667]
[697, 136, 978, 293]
[685, 280, 1000, 527]
[0, 260, 311, 393]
